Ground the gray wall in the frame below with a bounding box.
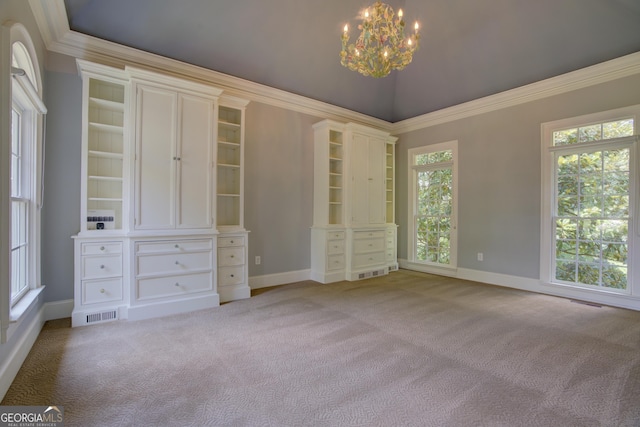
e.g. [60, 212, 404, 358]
[244, 102, 316, 277]
[395, 73, 640, 278]
[41, 70, 82, 302]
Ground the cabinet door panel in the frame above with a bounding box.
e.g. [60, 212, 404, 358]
[367, 137, 386, 224]
[135, 85, 177, 229]
[350, 133, 369, 224]
[177, 94, 214, 228]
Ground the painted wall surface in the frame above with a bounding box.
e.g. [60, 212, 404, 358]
[41, 70, 82, 302]
[244, 103, 317, 276]
[395, 73, 640, 279]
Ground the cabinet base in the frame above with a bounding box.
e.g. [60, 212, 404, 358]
[219, 284, 251, 303]
[127, 293, 220, 322]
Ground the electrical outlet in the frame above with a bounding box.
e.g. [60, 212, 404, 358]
[477, 252, 483, 261]
[255, 256, 261, 265]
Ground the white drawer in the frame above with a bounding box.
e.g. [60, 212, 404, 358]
[327, 254, 345, 271]
[218, 266, 245, 286]
[354, 230, 386, 239]
[218, 236, 245, 247]
[327, 239, 345, 255]
[354, 238, 385, 254]
[137, 251, 212, 276]
[82, 255, 122, 279]
[82, 242, 122, 255]
[218, 247, 245, 267]
[354, 251, 386, 268]
[327, 231, 345, 240]
[136, 239, 212, 254]
[82, 278, 123, 305]
[137, 272, 212, 301]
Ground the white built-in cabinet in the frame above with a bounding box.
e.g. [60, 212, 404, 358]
[311, 120, 397, 283]
[72, 60, 250, 326]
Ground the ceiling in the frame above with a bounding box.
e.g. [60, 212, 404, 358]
[63, 0, 640, 122]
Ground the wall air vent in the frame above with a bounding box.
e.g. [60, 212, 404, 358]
[86, 310, 118, 324]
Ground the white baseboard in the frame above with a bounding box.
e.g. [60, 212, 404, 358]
[43, 299, 73, 321]
[399, 259, 640, 311]
[249, 269, 311, 289]
[0, 305, 45, 402]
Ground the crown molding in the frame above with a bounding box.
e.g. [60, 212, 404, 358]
[27, 0, 392, 131]
[391, 51, 640, 135]
[29, 0, 640, 136]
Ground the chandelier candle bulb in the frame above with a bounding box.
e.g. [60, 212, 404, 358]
[340, 1, 421, 78]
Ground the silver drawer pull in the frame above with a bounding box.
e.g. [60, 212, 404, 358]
[100, 288, 105, 294]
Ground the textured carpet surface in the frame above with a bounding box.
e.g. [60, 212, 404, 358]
[3, 270, 640, 426]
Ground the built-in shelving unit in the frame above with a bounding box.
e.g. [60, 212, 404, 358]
[328, 129, 344, 225]
[217, 105, 244, 227]
[385, 141, 395, 224]
[81, 65, 129, 233]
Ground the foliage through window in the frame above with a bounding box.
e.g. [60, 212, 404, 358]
[545, 111, 637, 294]
[409, 143, 457, 268]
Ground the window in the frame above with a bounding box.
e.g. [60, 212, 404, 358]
[11, 105, 30, 304]
[408, 141, 458, 269]
[541, 106, 639, 298]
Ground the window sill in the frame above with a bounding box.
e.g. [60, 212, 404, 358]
[9, 287, 45, 323]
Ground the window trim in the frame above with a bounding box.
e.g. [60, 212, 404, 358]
[540, 105, 640, 299]
[407, 140, 458, 270]
[1, 22, 46, 343]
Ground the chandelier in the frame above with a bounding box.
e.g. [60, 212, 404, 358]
[340, 2, 420, 78]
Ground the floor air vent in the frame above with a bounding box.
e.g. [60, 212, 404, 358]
[86, 310, 118, 324]
[358, 269, 386, 280]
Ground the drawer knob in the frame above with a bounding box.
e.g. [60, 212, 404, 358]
[175, 261, 180, 265]
[175, 282, 180, 287]
[175, 244, 179, 249]
[230, 274, 235, 278]
[100, 246, 105, 251]
[230, 240, 234, 244]
[100, 288, 105, 294]
[230, 255, 234, 258]
[100, 265, 105, 269]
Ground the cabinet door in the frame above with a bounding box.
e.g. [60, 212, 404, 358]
[350, 133, 369, 224]
[367, 137, 386, 224]
[351, 134, 386, 225]
[177, 94, 214, 229]
[135, 85, 177, 229]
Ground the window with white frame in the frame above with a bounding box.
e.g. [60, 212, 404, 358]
[8, 38, 45, 308]
[408, 141, 458, 268]
[541, 106, 639, 296]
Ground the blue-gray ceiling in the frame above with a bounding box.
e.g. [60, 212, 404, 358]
[64, 0, 640, 122]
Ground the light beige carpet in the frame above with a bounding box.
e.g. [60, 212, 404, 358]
[3, 270, 640, 426]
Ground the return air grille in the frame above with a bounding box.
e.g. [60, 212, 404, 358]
[357, 269, 386, 280]
[86, 310, 118, 324]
